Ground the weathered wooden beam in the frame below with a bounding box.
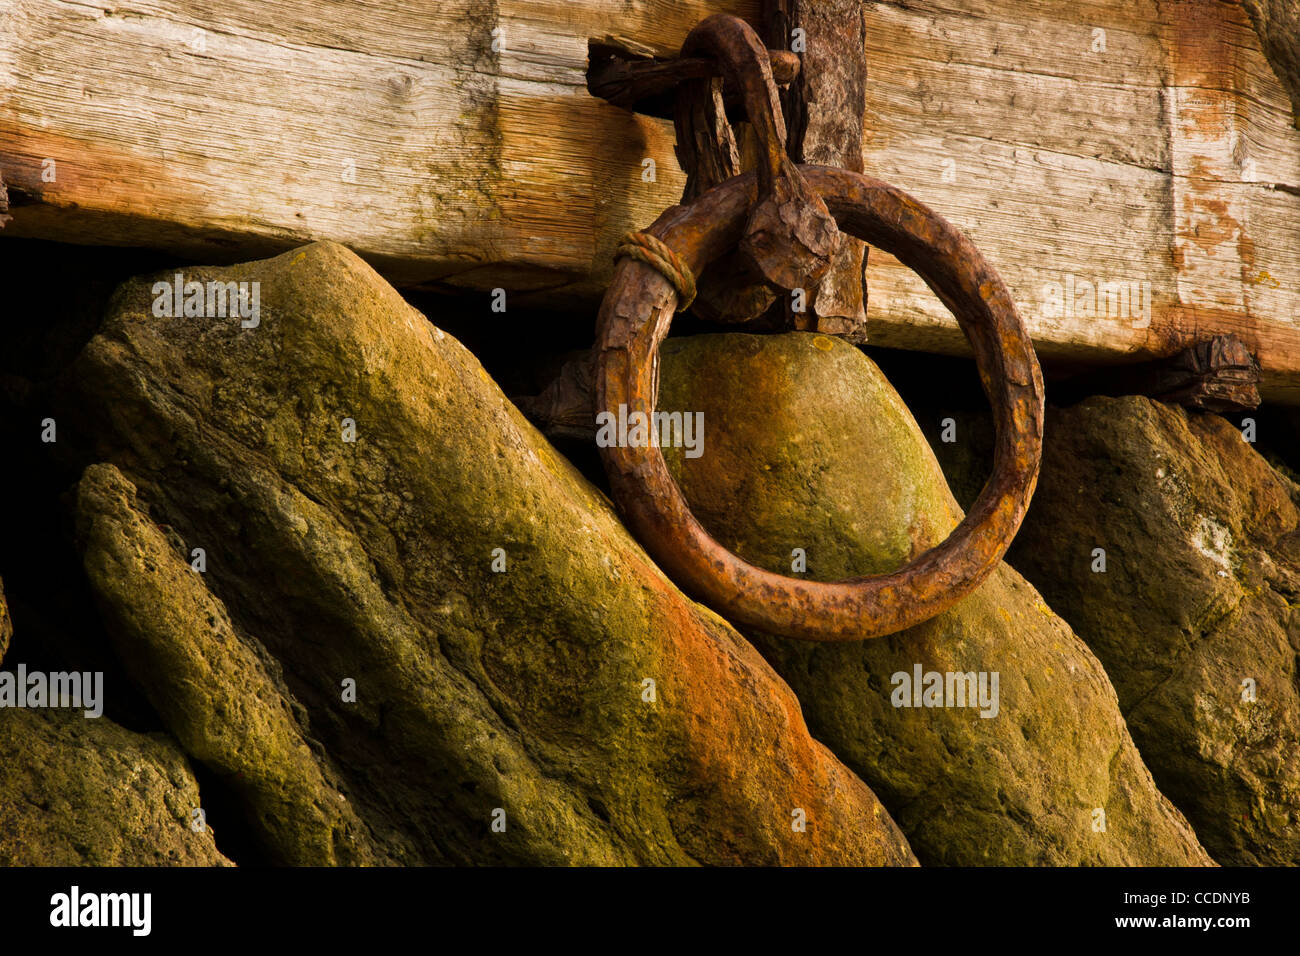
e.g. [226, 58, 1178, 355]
[0, 0, 758, 294]
[858, 0, 1300, 403]
[1, 0, 1299, 400]
[1243, 0, 1300, 130]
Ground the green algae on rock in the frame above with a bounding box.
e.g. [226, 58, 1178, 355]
[76, 462, 389, 866]
[63, 241, 916, 867]
[0, 707, 231, 866]
[658, 331, 1213, 867]
[1007, 396, 1300, 865]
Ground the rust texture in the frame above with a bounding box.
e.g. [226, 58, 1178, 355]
[672, 40, 773, 324]
[513, 351, 597, 441]
[595, 166, 1045, 642]
[765, 0, 869, 337]
[673, 76, 742, 202]
[672, 14, 839, 325]
[1059, 335, 1261, 413]
[586, 46, 800, 120]
[679, 16, 838, 297]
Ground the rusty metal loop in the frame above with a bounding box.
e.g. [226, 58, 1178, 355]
[595, 166, 1045, 642]
[677, 14, 838, 295]
[680, 14, 790, 199]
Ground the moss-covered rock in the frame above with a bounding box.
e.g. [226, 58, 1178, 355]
[1006, 396, 1300, 865]
[658, 332, 1211, 866]
[63, 241, 915, 867]
[0, 707, 231, 866]
[76, 462, 391, 866]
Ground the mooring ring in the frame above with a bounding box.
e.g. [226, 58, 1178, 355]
[595, 165, 1044, 642]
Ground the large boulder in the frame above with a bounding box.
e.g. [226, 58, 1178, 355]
[0, 707, 231, 866]
[76, 463, 391, 866]
[657, 332, 1212, 866]
[1006, 396, 1300, 865]
[62, 241, 915, 867]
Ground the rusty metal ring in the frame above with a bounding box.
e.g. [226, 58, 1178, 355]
[595, 165, 1045, 642]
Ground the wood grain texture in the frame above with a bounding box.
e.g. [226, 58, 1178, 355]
[0, 0, 757, 295]
[1, 0, 1298, 398]
[860, 0, 1300, 401]
[1243, 0, 1300, 129]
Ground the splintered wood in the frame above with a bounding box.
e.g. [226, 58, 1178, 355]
[0, 0, 1298, 399]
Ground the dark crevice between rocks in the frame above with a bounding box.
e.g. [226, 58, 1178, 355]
[1236, 406, 1300, 492]
[865, 347, 995, 514]
[0, 237, 267, 864]
[0, 398, 160, 734]
[187, 762, 274, 867]
[0, 237, 196, 733]
[84, 461, 485, 864]
[868, 345, 1300, 523]
[0, 238, 191, 383]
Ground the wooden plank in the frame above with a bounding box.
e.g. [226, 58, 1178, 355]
[0, 0, 756, 294]
[859, 0, 1300, 402]
[1, 0, 1299, 399]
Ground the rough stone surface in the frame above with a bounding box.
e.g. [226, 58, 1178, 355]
[1006, 396, 1300, 865]
[76, 462, 390, 866]
[657, 332, 1212, 866]
[63, 241, 916, 867]
[0, 706, 231, 866]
